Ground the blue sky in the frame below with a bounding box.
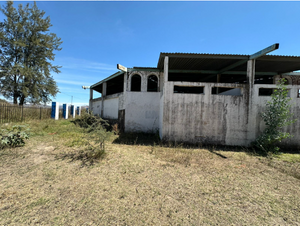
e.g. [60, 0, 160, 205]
[1, 1, 300, 106]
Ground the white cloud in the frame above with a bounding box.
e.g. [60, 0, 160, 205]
[55, 57, 116, 72]
[56, 79, 86, 86]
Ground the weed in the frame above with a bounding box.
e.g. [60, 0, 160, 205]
[0, 125, 30, 149]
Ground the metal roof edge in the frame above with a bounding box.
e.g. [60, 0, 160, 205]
[90, 71, 124, 88]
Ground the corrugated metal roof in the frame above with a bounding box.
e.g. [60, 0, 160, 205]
[90, 71, 124, 89]
[157, 52, 300, 74]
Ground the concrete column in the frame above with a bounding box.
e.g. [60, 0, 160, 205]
[51, 102, 59, 120]
[77, 106, 81, 116]
[246, 59, 256, 145]
[71, 105, 75, 118]
[89, 89, 93, 113]
[141, 73, 147, 92]
[90, 88, 93, 100]
[123, 73, 128, 93]
[216, 74, 221, 94]
[63, 104, 68, 119]
[247, 60, 255, 89]
[164, 56, 169, 83]
[101, 82, 107, 118]
[102, 82, 107, 97]
[160, 56, 169, 139]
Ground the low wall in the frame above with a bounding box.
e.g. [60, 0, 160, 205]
[103, 97, 119, 119]
[162, 81, 300, 147]
[162, 82, 248, 146]
[90, 98, 102, 116]
[125, 92, 160, 132]
[251, 84, 300, 147]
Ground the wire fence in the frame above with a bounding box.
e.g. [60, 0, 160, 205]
[0, 104, 52, 124]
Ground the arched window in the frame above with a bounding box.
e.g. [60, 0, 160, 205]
[147, 75, 158, 92]
[131, 74, 141, 91]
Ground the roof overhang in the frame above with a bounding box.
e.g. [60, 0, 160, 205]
[90, 71, 125, 89]
[157, 53, 300, 75]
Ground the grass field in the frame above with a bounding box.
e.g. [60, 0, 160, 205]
[0, 119, 300, 225]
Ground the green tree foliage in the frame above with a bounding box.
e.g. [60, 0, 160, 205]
[253, 78, 297, 153]
[0, 1, 62, 105]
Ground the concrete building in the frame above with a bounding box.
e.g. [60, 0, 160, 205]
[89, 44, 300, 147]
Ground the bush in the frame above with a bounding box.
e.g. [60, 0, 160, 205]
[72, 112, 111, 161]
[253, 78, 297, 154]
[0, 125, 30, 149]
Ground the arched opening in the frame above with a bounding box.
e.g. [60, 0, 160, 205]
[147, 75, 158, 92]
[131, 74, 141, 91]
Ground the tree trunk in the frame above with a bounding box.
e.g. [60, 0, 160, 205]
[19, 95, 25, 106]
[13, 75, 18, 105]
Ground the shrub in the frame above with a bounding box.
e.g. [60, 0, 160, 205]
[72, 112, 111, 161]
[253, 78, 297, 154]
[0, 125, 30, 149]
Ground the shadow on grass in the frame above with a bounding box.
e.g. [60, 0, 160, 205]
[112, 132, 300, 158]
[55, 147, 106, 167]
[113, 132, 161, 146]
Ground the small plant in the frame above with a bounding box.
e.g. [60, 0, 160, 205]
[71, 112, 111, 164]
[253, 78, 297, 154]
[0, 125, 30, 149]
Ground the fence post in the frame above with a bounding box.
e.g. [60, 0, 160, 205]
[40, 107, 42, 120]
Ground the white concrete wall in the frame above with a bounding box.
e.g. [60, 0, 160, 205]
[251, 84, 300, 147]
[161, 82, 248, 145]
[125, 92, 160, 132]
[161, 81, 300, 147]
[90, 98, 102, 116]
[103, 97, 119, 119]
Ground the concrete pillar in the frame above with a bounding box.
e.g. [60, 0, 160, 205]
[71, 105, 75, 118]
[164, 56, 169, 83]
[63, 104, 68, 119]
[90, 88, 93, 100]
[160, 56, 169, 139]
[51, 102, 59, 120]
[77, 106, 81, 116]
[123, 73, 128, 93]
[216, 74, 221, 94]
[246, 59, 256, 145]
[102, 82, 107, 96]
[101, 82, 107, 118]
[89, 89, 93, 113]
[141, 73, 147, 92]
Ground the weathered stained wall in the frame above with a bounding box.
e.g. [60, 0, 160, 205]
[90, 97, 102, 116]
[90, 93, 123, 119]
[103, 97, 119, 119]
[162, 81, 249, 145]
[125, 92, 160, 132]
[161, 81, 300, 147]
[251, 84, 300, 147]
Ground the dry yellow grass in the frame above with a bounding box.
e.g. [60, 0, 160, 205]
[0, 119, 300, 225]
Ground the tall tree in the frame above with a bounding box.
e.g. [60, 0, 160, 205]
[0, 1, 62, 105]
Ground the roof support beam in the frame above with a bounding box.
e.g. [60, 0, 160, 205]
[281, 72, 300, 76]
[168, 69, 277, 76]
[217, 43, 279, 74]
[249, 43, 279, 60]
[217, 60, 248, 74]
